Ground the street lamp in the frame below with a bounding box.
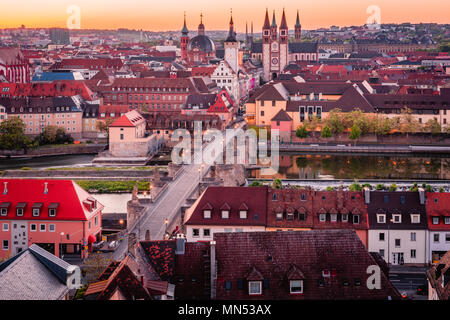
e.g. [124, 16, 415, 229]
[59, 232, 64, 259]
[164, 218, 169, 240]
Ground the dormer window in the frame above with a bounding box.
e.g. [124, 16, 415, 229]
[444, 217, 450, 225]
[411, 214, 420, 224]
[377, 214, 386, 223]
[221, 210, 229, 219]
[0, 202, 10, 216]
[319, 213, 326, 222]
[290, 280, 303, 294]
[16, 203, 26, 216]
[203, 210, 211, 219]
[393, 214, 402, 223]
[48, 203, 59, 217]
[432, 217, 439, 225]
[342, 214, 348, 222]
[239, 210, 247, 219]
[322, 270, 330, 278]
[248, 281, 262, 295]
[353, 215, 360, 224]
[32, 203, 43, 217]
[330, 214, 337, 222]
[275, 211, 283, 220]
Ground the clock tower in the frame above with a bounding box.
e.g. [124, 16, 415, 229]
[224, 10, 239, 74]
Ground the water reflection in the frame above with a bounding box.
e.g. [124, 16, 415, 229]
[249, 154, 450, 180]
[0, 154, 96, 170]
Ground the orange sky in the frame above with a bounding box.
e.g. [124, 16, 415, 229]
[1, 0, 449, 31]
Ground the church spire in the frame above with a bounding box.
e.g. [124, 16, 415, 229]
[295, 9, 301, 27]
[280, 8, 288, 30]
[225, 8, 237, 42]
[181, 12, 189, 35]
[263, 8, 270, 29]
[198, 12, 205, 36]
[271, 10, 277, 28]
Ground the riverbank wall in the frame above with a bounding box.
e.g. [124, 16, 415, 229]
[0, 144, 106, 158]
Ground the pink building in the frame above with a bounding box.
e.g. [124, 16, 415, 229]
[0, 179, 103, 260]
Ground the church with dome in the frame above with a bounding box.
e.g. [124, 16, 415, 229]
[180, 13, 216, 65]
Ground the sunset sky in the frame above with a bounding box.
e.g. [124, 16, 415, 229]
[1, 0, 449, 31]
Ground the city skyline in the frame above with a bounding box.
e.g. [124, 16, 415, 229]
[1, 0, 450, 31]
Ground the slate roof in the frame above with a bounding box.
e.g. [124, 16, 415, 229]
[185, 93, 217, 109]
[184, 186, 268, 226]
[109, 110, 145, 127]
[367, 192, 428, 230]
[213, 230, 400, 300]
[289, 42, 319, 53]
[0, 244, 75, 300]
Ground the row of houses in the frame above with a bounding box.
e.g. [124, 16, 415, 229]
[183, 186, 450, 266]
[245, 78, 450, 134]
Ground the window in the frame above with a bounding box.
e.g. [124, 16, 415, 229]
[446, 234, 450, 243]
[203, 229, 211, 237]
[411, 232, 416, 242]
[377, 214, 386, 223]
[30, 224, 37, 232]
[319, 214, 326, 222]
[290, 280, 303, 294]
[379, 233, 385, 241]
[203, 210, 211, 219]
[225, 281, 232, 291]
[2, 240, 8, 250]
[2, 223, 8, 231]
[301, 194, 307, 201]
[248, 281, 262, 295]
[16, 208, 24, 216]
[395, 239, 401, 247]
[330, 214, 337, 222]
[0, 208, 7, 216]
[192, 229, 200, 237]
[272, 101, 276, 107]
[94, 216, 98, 226]
[400, 196, 406, 204]
[379, 249, 385, 258]
[342, 214, 348, 222]
[432, 217, 440, 225]
[322, 270, 330, 278]
[299, 213, 306, 221]
[434, 234, 440, 242]
[444, 217, 450, 225]
[384, 195, 389, 203]
[276, 212, 283, 220]
[411, 215, 420, 224]
[239, 210, 247, 219]
[39, 224, 46, 232]
[353, 215, 360, 224]
[49, 224, 55, 232]
[411, 249, 416, 259]
[393, 214, 401, 223]
[221, 210, 229, 219]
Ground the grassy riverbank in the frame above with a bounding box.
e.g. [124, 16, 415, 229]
[76, 180, 150, 193]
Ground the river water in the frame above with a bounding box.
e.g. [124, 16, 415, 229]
[0, 154, 96, 170]
[248, 153, 450, 181]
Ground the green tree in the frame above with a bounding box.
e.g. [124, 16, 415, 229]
[296, 125, 308, 138]
[424, 118, 442, 135]
[272, 178, 283, 189]
[325, 109, 347, 134]
[390, 184, 398, 192]
[0, 117, 36, 151]
[321, 126, 332, 144]
[349, 124, 361, 146]
[36, 126, 74, 145]
[250, 180, 263, 187]
[96, 118, 115, 139]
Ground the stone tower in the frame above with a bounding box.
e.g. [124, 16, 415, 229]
[295, 10, 302, 42]
[224, 10, 239, 74]
[279, 8, 289, 74]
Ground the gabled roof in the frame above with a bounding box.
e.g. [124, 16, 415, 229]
[184, 186, 268, 226]
[109, 110, 145, 127]
[0, 179, 103, 221]
[0, 244, 77, 300]
[426, 251, 450, 300]
[271, 109, 292, 122]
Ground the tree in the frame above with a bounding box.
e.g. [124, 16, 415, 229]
[82, 252, 113, 284]
[424, 118, 442, 135]
[96, 118, 115, 138]
[272, 178, 283, 189]
[296, 125, 308, 139]
[321, 125, 332, 144]
[0, 117, 36, 150]
[349, 124, 361, 146]
[325, 109, 347, 134]
[375, 117, 394, 135]
[398, 107, 421, 135]
[36, 126, 74, 145]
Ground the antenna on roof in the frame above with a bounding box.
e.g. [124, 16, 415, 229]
[3, 182, 7, 195]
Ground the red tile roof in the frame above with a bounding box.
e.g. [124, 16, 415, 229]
[426, 193, 450, 231]
[0, 179, 102, 221]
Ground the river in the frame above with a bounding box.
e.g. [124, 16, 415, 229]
[248, 153, 450, 181]
[0, 154, 96, 170]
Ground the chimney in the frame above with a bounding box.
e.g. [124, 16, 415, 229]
[210, 240, 217, 300]
[364, 187, 370, 204]
[44, 182, 48, 194]
[3, 182, 7, 195]
[418, 188, 425, 205]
